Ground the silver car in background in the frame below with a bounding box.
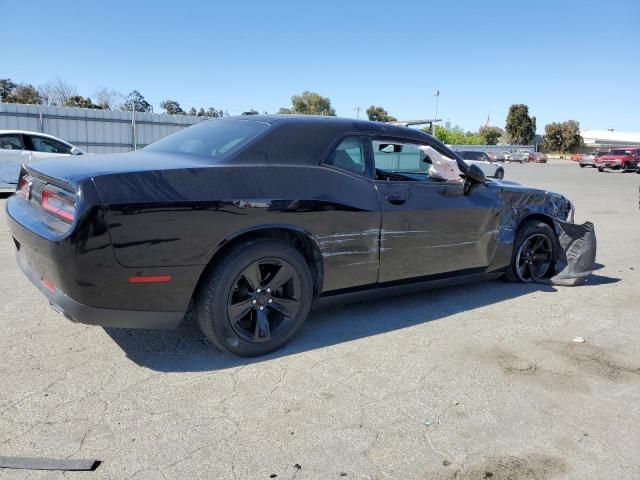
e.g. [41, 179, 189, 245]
[0, 130, 85, 192]
[456, 150, 505, 179]
[579, 151, 605, 168]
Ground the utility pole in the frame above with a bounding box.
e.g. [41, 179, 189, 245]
[432, 90, 440, 135]
[354, 106, 361, 119]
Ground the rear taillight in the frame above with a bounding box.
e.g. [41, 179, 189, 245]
[16, 176, 31, 198]
[41, 188, 76, 223]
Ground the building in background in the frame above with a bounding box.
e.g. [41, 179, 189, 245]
[581, 129, 640, 149]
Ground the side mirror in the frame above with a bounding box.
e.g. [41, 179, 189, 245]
[465, 164, 486, 183]
[70, 146, 83, 155]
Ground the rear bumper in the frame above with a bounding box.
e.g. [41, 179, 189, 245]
[16, 249, 184, 329]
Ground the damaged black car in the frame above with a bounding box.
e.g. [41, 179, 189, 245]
[5, 115, 593, 357]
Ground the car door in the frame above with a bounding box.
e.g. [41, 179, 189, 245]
[372, 137, 502, 283]
[25, 134, 73, 160]
[0, 134, 31, 186]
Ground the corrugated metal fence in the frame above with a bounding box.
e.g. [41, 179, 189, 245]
[0, 102, 204, 154]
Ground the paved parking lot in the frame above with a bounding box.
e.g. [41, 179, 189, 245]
[1, 161, 639, 479]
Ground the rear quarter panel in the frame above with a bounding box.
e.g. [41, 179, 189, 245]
[94, 165, 382, 292]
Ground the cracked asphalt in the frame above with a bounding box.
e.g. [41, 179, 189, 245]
[1, 161, 639, 479]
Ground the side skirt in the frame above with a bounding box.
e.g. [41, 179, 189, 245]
[315, 269, 504, 310]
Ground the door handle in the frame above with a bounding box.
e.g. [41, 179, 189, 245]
[385, 193, 407, 205]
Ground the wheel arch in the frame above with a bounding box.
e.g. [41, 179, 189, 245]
[515, 213, 556, 236]
[192, 225, 324, 306]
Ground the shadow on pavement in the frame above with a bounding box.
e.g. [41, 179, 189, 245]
[105, 276, 615, 373]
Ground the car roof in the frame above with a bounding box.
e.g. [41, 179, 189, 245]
[221, 114, 432, 141]
[216, 114, 443, 166]
[0, 130, 74, 146]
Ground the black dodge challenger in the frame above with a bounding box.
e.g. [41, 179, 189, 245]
[6, 115, 574, 356]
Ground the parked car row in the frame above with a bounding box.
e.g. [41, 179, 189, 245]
[575, 148, 640, 173]
[488, 151, 547, 164]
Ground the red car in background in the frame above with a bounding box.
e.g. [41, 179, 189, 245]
[595, 147, 640, 172]
[528, 152, 548, 163]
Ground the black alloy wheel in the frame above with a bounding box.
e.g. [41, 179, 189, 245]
[514, 233, 553, 282]
[196, 239, 313, 357]
[227, 258, 302, 343]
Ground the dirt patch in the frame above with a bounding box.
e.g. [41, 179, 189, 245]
[539, 341, 640, 381]
[450, 454, 567, 479]
[493, 349, 538, 375]
[481, 347, 589, 393]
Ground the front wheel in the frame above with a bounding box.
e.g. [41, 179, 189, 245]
[505, 221, 557, 283]
[494, 168, 504, 179]
[196, 239, 314, 357]
[579, 164, 585, 168]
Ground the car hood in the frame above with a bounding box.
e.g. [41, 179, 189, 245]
[24, 151, 212, 186]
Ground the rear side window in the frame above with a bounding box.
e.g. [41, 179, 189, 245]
[145, 119, 269, 161]
[29, 136, 72, 154]
[324, 136, 367, 176]
[0, 134, 25, 150]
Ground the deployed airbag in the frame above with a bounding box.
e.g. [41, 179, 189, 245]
[551, 221, 597, 286]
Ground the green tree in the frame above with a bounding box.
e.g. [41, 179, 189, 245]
[123, 90, 152, 112]
[187, 107, 197, 116]
[429, 125, 485, 145]
[560, 120, 582, 152]
[366, 105, 396, 122]
[64, 95, 101, 109]
[160, 99, 184, 115]
[542, 122, 563, 152]
[4, 84, 42, 104]
[505, 104, 536, 145]
[479, 126, 503, 145]
[277, 107, 292, 114]
[0, 79, 17, 101]
[543, 120, 583, 153]
[281, 91, 336, 116]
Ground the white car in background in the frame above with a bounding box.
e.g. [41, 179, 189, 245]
[0, 130, 86, 192]
[455, 150, 505, 179]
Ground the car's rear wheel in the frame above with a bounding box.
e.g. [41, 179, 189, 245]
[505, 220, 557, 283]
[598, 167, 604, 172]
[579, 164, 585, 168]
[196, 239, 314, 357]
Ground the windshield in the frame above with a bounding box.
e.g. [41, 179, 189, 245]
[145, 119, 269, 161]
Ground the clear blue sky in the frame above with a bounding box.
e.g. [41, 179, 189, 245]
[3, 0, 639, 133]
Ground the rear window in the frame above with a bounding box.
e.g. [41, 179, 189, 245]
[609, 149, 631, 156]
[145, 119, 269, 161]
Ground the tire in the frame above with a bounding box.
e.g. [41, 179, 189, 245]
[494, 168, 504, 179]
[195, 238, 314, 357]
[579, 164, 585, 168]
[598, 167, 604, 172]
[505, 220, 558, 283]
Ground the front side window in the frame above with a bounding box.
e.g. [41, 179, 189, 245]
[324, 136, 367, 176]
[373, 139, 462, 182]
[30, 136, 72, 154]
[0, 134, 25, 151]
[145, 119, 269, 161]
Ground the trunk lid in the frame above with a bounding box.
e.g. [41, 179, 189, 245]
[23, 150, 210, 186]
